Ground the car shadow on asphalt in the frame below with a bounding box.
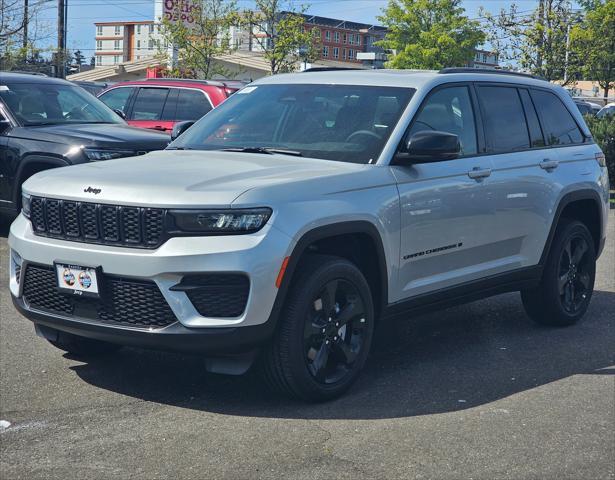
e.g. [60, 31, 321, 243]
[68, 289, 615, 419]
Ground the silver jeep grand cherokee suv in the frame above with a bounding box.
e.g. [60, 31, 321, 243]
[8, 69, 610, 401]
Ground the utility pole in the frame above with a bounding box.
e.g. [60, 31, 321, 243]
[536, 0, 544, 74]
[23, 0, 29, 49]
[57, 0, 65, 78]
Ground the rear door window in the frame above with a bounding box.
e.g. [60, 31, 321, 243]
[131, 87, 169, 120]
[98, 87, 134, 113]
[477, 86, 530, 153]
[530, 90, 584, 145]
[518, 89, 545, 148]
[175, 89, 213, 121]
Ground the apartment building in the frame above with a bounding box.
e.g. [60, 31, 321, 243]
[94, 21, 165, 67]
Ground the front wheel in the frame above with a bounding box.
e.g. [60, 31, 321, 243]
[522, 219, 596, 326]
[261, 255, 375, 401]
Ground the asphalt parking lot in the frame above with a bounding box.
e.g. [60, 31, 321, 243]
[0, 214, 613, 480]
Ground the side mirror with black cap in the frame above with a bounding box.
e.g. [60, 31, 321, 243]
[171, 121, 195, 141]
[0, 118, 11, 134]
[113, 109, 126, 120]
[396, 130, 461, 164]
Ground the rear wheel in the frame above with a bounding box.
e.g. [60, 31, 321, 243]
[46, 329, 122, 357]
[522, 219, 596, 326]
[261, 255, 374, 401]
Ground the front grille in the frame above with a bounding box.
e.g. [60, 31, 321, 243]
[179, 274, 250, 318]
[30, 197, 165, 249]
[22, 264, 177, 329]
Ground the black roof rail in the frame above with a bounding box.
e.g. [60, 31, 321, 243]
[301, 67, 363, 72]
[144, 77, 224, 86]
[438, 67, 545, 80]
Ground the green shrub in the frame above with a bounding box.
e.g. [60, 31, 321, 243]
[584, 114, 615, 186]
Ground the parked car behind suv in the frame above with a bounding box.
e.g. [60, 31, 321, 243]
[9, 69, 609, 401]
[0, 72, 170, 218]
[98, 78, 242, 134]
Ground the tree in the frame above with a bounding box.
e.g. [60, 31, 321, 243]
[377, 0, 485, 70]
[570, 0, 615, 100]
[73, 49, 85, 66]
[480, 0, 578, 82]
[160, 0, 240, 79]
[244, 1, 321, 75]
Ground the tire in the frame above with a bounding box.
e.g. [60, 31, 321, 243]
[47, 330, 122, 357]
[522, 218, 596, 326]
[261, 255, 375, 402]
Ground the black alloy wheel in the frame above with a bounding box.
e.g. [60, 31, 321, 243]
[303, 279, 369, 384]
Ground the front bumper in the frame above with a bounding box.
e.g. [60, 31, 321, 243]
[9, 214, 292, 352]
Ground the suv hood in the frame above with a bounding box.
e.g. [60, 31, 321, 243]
[22, 150, 366, 208]
[12, 123, 169, 151]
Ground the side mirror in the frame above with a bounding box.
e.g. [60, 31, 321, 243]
[0, 118, 11, 134]
[113, 109, 126, 120]
[398, 130, 460, 164]
[171, 121, 195, 140]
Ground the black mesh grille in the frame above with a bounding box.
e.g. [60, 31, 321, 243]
[182, 274, 250, 318]
[29, 197, 165, 249]
[22, 264, 177, 329]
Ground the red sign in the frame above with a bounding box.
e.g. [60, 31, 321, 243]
[163, 0, 200, 28]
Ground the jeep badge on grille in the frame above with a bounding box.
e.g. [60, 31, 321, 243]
[83, 186, 101, 194]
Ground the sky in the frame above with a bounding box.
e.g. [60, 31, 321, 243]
[27, 0, 561, 61]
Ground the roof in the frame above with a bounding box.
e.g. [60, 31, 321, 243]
[95, 21, 153, 25]
[108, 79, 225, 89]
[254, 69, 552, 90]
[0, 72, 72, 85]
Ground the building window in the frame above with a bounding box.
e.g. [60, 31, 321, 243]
[342, 48, 347, 60]
[113, 55, 120, 64]
[114, 40, 121, 50]
[148, 40, 154, 50]
[96, 25, 102, 36]
[482, 53, 488, 63]
[96, 55, 102, 66]
[333, 31, 339, 43]
[96, 40, 102, 51]
[325, 30, 330, 41]
[342, 33, 347, 44]
[323, 46, 329, 58]
[333, 47, 339, 59]
[137, 40, 141, 49]
[137, 25, 141, 34]
[114, 25, 121, 35]
[149, 24, 154, 34]
[349, 49, 354, 59]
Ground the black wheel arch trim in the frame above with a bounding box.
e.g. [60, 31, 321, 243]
[13, 155, 71, 206]
[267, 221, 389, 328]
[539, 188, 605, 265]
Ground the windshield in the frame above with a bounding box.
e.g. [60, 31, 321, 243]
[170, 84, 414, 163]
[0, 82, 124, 126]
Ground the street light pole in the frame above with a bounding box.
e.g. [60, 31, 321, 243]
[57, 0, 65, 78]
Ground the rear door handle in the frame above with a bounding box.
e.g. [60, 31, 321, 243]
[468, 167, 492, 179]
[540, 159, 559, 170]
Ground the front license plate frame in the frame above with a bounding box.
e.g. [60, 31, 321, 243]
[54, 262, 102, 299]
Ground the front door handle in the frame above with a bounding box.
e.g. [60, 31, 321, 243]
[540, 159, 559, 170]
[468, 167, 492, 179]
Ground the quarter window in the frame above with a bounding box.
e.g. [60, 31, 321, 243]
[478, 86, 530, 153]
[531, 90, 584, 145]
[407, 86, 478, 156]
[175, 90, 212, 121]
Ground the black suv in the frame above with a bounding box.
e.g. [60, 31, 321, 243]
[0, 73, 170, 217]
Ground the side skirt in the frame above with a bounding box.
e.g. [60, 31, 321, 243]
[382, 266, 542, 320]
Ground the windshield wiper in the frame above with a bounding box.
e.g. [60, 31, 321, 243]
[221, 146, 303, 157]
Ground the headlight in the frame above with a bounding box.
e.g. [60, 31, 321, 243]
[22, 194, 31, 219]
[84, 148, 136, 161]
[169, 208, 272, 234]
